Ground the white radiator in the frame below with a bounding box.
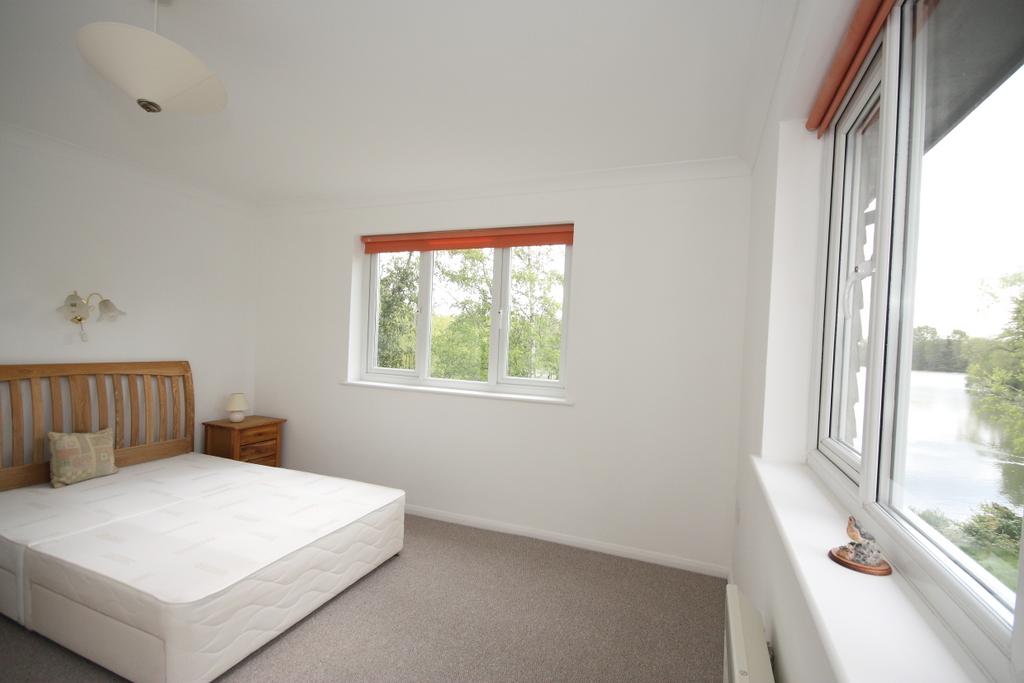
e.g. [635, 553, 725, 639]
[724, 584, 775, 683]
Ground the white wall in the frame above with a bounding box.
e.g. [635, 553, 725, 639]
[737, 115, 780, 461]
[255, 169, 751, 574]
[732, 455, 835, 682]
[733, 119, 833, 682]
[732, 1, 860, 680]
[0, 124, 257, 443]
[738, 0, 851, 462]
[759, 120, 824, 461]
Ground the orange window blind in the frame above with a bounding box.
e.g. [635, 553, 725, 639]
[361, 223, 574, 254]
[806, 0, 898, 137]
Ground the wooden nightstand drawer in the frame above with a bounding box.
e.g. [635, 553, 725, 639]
[240, 439, 277, 462]
[241, 425, 278, 445]
[203, 416, 286, 468]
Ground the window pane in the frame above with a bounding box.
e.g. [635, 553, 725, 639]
[507, 245, 565, 380]
[889, 0, 1024, 604]
[429, 249, 494, 381]
[832, 100, 882, 455]
[375, 251, 420, 370]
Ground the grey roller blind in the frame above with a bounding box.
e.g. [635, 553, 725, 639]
[922, 0, 1024, 151]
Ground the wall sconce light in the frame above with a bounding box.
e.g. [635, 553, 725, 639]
[58, 290, 126, 341]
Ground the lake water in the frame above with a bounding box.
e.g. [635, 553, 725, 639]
[899, 371, 1024, 521]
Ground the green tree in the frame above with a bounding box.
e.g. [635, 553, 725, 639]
[967, 290, 1024, 457]
[376, 252, 419, 369]
[507, 245, 564, 380]
[958, 503, 1022, 590]
[960, 502, 1022, 557]
[915, 503, 1022, 590]
[912, 325, 970, 372]
[375, 247, 566, 383]
[913, 325, 938, 370]
[429, 249, 493, 381]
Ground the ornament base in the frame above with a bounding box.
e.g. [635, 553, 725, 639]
[828, 547, 892, 576]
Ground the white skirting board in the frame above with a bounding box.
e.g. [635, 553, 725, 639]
[405, 504, 730, 578]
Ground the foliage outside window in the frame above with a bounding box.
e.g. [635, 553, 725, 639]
[375, 251, 419, 370]
[507, 245, 565, 381]
[429, 249, 495, 382]
[368, 242, 569, 396]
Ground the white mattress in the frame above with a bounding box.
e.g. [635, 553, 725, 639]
[1, 453, 404, 682]
[0, 453, 269, 623]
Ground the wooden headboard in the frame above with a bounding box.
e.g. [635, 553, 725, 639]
[0, 361, 194, 491]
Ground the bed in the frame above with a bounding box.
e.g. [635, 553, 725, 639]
[0, 362, 404, 682]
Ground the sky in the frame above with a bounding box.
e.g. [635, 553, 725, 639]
[912, 64, 1024, 338]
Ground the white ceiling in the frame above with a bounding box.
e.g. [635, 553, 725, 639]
[0, 0, 789, 205]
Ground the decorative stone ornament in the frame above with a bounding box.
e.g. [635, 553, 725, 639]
[828, 516, 893, 576]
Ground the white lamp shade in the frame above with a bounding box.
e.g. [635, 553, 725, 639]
[57, 292, 90, 321]
[77, 22, 226, 114]
[225, 393, 249, 412]
[97, 298, 126, 321]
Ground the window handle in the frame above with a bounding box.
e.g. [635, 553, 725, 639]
[843, 263, 874, 319]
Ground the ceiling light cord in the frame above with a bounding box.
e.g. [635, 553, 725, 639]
[153, 0, 158, 34]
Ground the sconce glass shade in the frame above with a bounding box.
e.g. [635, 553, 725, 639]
[57, 292, 90, 322]
[97, 299, 126, 321]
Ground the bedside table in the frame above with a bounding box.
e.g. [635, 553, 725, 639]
[203, 416, 286, 467]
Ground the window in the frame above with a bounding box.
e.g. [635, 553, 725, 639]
[820, 56, 885, 477]
[373, 250, 420, 372]
[363, 225, 572, 397]
[885, 5, 1024, 610]
[429, 248, 495, 382]
[816, 0, 1024, 673]
[505, 244, 567, 381]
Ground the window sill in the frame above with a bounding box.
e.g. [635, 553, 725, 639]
[751, 456, 986, 682]
[340, 379, 574, 406]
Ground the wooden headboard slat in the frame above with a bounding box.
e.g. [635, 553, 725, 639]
[49, 376, 63, 433]
[29, 378, 44, 464]
[171, 378, 181, 440]
[96, 375, 109, 431]
[128, 376, 140, 447]
[184, 372, 195, 443]
[0, 361, 194, 491]
[10, 381, 24, 468]
[112, 375, 125, 448]
[69, 375, 90, 433]
[143, 375, 154, 445]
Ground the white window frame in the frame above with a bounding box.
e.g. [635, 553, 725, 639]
[811, 2, 1024, 679]
[817, 52, 887, 484]
[364, 245, 572, 398]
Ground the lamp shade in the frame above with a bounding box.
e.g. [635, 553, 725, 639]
[97, 298, 126, 321]
[77, 22, 226, 114]
[225, 393, 249, 412]
[57, 291, 90, 322]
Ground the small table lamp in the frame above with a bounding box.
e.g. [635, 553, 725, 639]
[226, 393, 248, 423]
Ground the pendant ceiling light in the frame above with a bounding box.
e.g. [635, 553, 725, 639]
[76, 1, 226, 114]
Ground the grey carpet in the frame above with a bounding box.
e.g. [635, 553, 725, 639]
[0, 515, 726, 682]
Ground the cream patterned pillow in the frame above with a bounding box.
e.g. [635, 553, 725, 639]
[48, 428, 118, 488]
